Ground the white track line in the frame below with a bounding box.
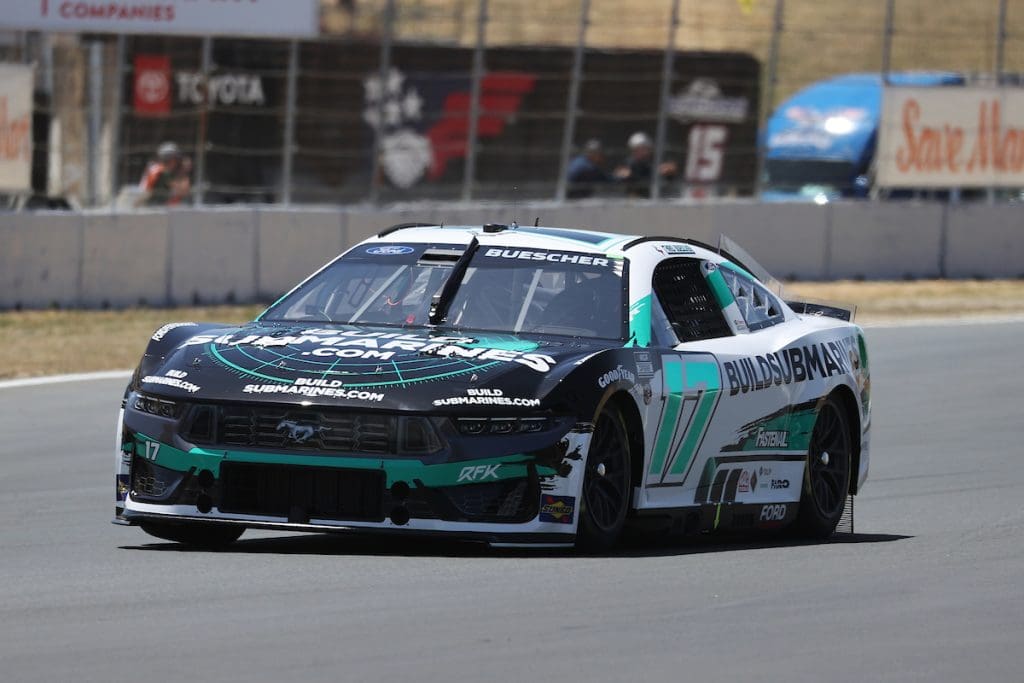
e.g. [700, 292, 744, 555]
[0, 369, 131, 390]
[861, 313, 1024, 329]
[1, 314, 1023, 391]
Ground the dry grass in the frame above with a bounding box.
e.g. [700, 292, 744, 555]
[0, 306, 262, 380]
[2, 280, 1022, 380]
[784, 279, 1024, 321]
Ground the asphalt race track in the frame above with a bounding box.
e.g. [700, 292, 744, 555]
[1, 322, 1022, 683]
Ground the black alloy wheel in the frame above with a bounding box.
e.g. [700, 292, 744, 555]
[577, 406, 631, 552]
[139, 522, 244, 549]
[795, 394, 852, 538]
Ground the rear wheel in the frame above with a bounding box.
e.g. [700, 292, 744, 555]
[140, 522, 244, 549]
[795, 395, 852, 538]
[577, 406, 631, 552]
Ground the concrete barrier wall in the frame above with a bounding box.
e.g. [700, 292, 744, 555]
[256, 209, 347, 299]
[945, 204, 1024, 278]
[1, 200, 1020, 309]
[829, 202, 946, 279]
[1, 212, 84, 308]
[167, 209, 258, 305]
[82, 212, 170, 307]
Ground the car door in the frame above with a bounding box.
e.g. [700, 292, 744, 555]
[640, 257, 801, 509]
[685, 262, 808, 508]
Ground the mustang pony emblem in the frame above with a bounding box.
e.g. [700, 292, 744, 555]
[276, 420, 330, 443]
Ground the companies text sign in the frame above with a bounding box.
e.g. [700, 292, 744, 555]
[1, 1, 319, 38]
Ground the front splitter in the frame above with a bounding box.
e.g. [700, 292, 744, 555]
[116, 510, 575, 548]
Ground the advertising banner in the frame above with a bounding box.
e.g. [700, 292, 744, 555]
[133, 54, 171, 116]
[877, 86, 1024, 188]
[119, 38, 759, 202]
[0, 64, 34, 193]
[1, 0, 319, 38]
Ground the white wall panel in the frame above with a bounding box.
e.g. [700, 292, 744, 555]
[828, 202, 944, 279]
[945, 204, 1024, 278]
[168, 208, 257, 305]
[256, 208, 345, 300]
[0, 212, 83, 308]
[81, 211, 170, 307]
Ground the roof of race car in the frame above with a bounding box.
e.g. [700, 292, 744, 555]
[362, 223, 728, 264]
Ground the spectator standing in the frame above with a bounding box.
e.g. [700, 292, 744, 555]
[614, 131, 677, 198]
[566, 139, 612, 199]
[139, 142, 192, 206]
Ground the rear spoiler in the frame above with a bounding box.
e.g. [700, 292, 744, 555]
[784, 299, 856, 322]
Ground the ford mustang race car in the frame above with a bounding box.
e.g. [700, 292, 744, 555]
[114, 223, 871, 550]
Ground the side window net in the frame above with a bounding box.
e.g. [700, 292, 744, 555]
[652, 259, 732, 343]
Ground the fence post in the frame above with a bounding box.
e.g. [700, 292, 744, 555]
[87, 40, 103, 207]
[991, 0, 1008, 203]
[110, 34, 125, 200]
[369, 0, 396, 205]
[41, 33, 54, 97]
[281, 39, 299, 205]
[996, 0, 1007, 81]
[193, 36, 212, 205]
[881, 0, 894, 83]
[652, 0, 680, 200]
[756, 0, 784, 196]
[461, 0, 488, 202]
[555, 0, 591, 202]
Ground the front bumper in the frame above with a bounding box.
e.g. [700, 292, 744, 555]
[115, 410, 591, 547]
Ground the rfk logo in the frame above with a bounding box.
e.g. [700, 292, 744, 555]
[276, 420, 330, 444]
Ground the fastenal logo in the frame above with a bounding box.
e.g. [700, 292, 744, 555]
[276, 420, 330, 444]
[755, 428, 789, 448]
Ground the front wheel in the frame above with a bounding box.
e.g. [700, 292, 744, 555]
[140, 522, 244, 549]
[576, 406, 632, 552]
[794, 395, 852, 538]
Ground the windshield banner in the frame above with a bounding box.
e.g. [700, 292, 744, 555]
[876, 86, 1024, 188]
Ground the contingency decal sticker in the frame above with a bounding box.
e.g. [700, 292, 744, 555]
[539, 495, 576, 524]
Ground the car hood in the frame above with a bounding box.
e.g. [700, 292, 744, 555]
[137, 322, 615, 412]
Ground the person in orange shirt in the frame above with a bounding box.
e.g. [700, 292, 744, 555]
[139, 142, 192, 206]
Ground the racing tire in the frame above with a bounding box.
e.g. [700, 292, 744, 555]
[139, 522, 244, 549]
[794, 394, 852, 538]
[577, 405, 632, 553]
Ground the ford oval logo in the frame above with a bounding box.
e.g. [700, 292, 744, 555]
[366, 245, 415, 255]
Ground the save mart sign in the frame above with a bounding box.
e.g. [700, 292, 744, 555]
[0, 0, 319, 38]
[876, 86, 1024, 188]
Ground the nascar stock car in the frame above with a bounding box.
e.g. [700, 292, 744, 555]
[114, 223, 871, 550]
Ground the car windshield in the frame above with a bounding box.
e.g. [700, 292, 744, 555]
[260, 242, 627, 340]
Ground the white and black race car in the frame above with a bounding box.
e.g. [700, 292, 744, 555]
[114, 223, 871, 550]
